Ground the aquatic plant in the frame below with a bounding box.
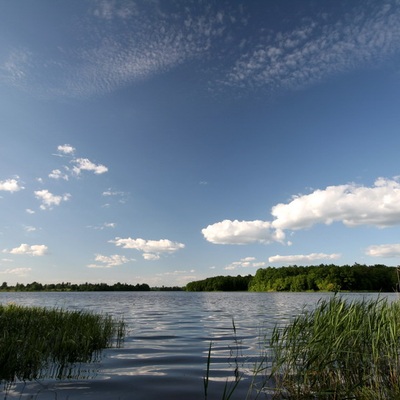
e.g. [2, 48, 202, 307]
[269, 296, 400, 399]
[0, 303, 125, 385]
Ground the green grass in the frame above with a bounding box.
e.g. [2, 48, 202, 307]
[0, 303, 125, 384]
[269, 296, 400, 399]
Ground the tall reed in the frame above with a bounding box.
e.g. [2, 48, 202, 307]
[269, 296, 400, 399]
[0, 304, 125, 384]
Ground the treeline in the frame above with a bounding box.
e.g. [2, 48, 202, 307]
[0, 281, 151, 292]
[185, 275, 253, 291]
[185, 264, 399, 292]
[250, 264, 398, 292]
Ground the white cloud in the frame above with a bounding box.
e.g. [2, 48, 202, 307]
[202, 219, 285, 245]
[224, 256, 266, 271]
[88, 254, 132, 268]
[366, 243, 400, 258]
[110, 237, 185, 260]
[88, 222, 116, 230]
[57, 144, 76, 155]
[49, 169, 69, 180]
[223, 2, 400, 92]
[272, 177, 400, 230]
[26, 208, 35, 214]
[143, 253, 160, 261]
[268, 253, 341, 264]
[0, 267, 32, 276]
[7, 244, 48, 256]
[203, 176, 400, 248]
[102, 189, 124, 196]
[24, 226, 36, 232]
[72, 158, 108, 175]
[0, 178, 24, 192]
[2, 2, 399, 100]
[34, 189, 71, 210]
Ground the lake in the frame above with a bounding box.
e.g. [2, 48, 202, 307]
[0, 291, 396, 399]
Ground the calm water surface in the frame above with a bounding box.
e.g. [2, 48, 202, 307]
[0, 291, 396, 399]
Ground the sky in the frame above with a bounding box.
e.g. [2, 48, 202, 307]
[1, 0, 400, 287]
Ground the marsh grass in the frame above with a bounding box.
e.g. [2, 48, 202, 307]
[0, 303, 125, 386]
[269, 296, 400, 399]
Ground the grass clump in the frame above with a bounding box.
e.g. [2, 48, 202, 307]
[269, 296, 400, 399]
[0, 303, 125, 384]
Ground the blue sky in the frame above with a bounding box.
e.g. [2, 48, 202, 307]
[1, 0, 400, 287]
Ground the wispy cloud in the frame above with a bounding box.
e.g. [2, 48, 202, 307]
[23, 225, 37, 233]
[269, 253, 341, 264]
[49, 169, 69, 181]
[5, 244, 48, 256]
[110, 237, 185, 260]
[222, 2, 400, 92]
[2, 2, 399, 98]
[224, 256, 266, 271]
[34, 189, 71, 210]
[366, 243, 400, 258]
[0, 267, 32, 276]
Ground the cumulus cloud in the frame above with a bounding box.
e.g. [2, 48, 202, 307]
[49, 169, 69, 180]
[0, 178, 24, 192]
[366, 243, 400, 258]
[72, 158, 108, 175]
[34, 189, 71, 210]
[272, 177, 400, 230]
[269, 253, 341, 264]
[204, 176, 400, 247]
[202, 219, 285, 245]
[110, 237, 185, 260]
[7, 244, 48, 256]
[88, 254, 132, 268]
[57, 144, 75, 155]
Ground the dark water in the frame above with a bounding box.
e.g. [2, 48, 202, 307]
[0, 291, 396, 399]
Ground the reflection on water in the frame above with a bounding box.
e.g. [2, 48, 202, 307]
[0, 291, 396, 399]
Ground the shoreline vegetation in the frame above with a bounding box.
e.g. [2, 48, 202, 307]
[0, 264, 397, 293]
[222, 296, 400, 400]
[0, 304, 125, 388]
[187, 264, 398, 292]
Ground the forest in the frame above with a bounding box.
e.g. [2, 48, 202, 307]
[185, 274, 253, 291]
[0, 281, 151, 292]
[185, 264, 399, 292]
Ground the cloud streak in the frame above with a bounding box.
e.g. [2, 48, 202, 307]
[269, 253, 341, 264]
[3, 2, 398, 98]
[366, 243, 400, 258]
